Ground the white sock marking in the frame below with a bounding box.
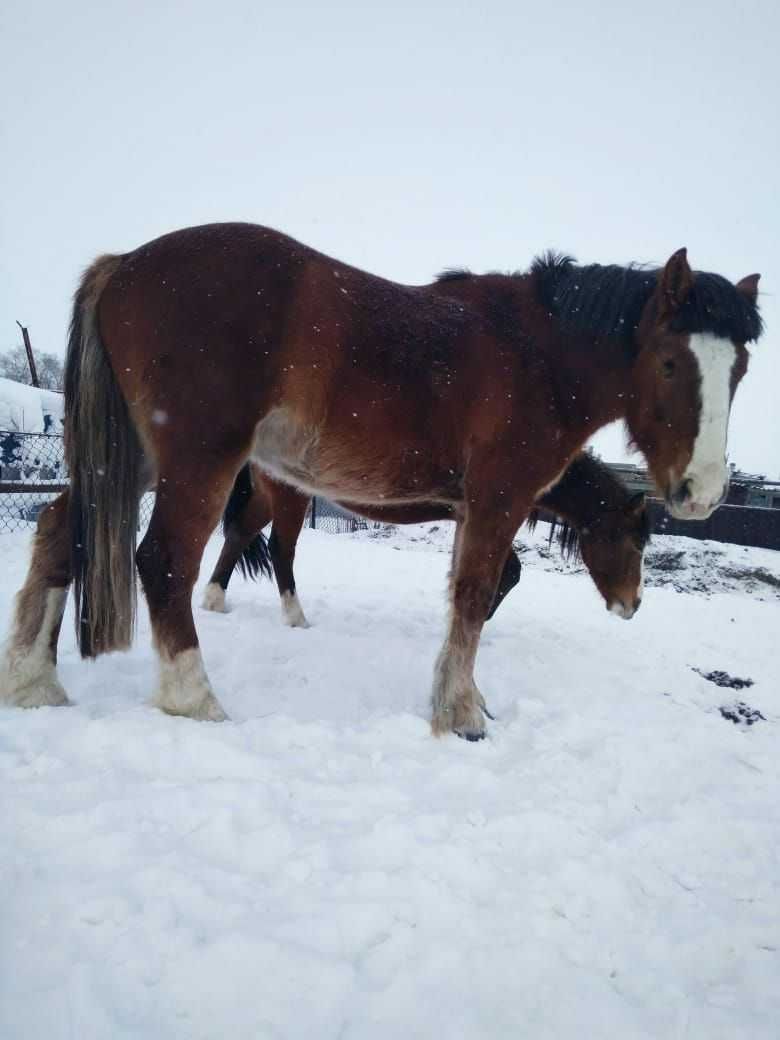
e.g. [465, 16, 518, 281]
[0, 588, 69, 708]
[202, 582, 227, 613]
[153, 647, 227, 721]
[281, 591, 309, 628]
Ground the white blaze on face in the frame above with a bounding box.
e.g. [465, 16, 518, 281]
[682, 333, 736, 517]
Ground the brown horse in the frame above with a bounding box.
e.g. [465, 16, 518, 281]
[0, 223, 762, 740]
[202, 452, 650, 627]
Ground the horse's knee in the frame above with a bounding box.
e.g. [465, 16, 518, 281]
[453, 574, 495, 625]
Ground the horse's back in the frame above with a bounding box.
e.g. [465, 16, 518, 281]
[94, 223, 488, 499]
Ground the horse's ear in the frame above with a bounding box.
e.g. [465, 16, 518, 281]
[659, 247, 694, 315]
[735, 273, 760, 303]
[624, 491, 646, 517]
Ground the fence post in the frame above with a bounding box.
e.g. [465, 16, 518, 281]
[16, 321, 40, 388]
[311, 497, 317, 529]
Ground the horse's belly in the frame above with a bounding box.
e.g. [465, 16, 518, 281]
[251, 406, 461, 504]
[251, 407, 322, 495]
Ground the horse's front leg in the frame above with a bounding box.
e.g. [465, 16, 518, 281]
[267, 483, 311, 628]
[431, 505, 524, 740]
[202, 465, 273, 613]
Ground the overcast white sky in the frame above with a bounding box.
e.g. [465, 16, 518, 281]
[2, 0, 778, 475]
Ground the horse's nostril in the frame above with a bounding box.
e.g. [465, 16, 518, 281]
[672, 478, 692, 505]
[633, 597, 642, 611]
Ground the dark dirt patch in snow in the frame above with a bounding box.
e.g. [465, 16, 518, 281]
[693, 668, 755, 690]
[718, 702, 766, 726]
[648, 549, 686, 573]
[719, 565, 780, 591]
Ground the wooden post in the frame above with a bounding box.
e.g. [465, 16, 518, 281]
[16, 321, 40, 387]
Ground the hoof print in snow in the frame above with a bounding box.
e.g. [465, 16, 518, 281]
[692, 667, 754, 690]
[719, 702, 765, 727]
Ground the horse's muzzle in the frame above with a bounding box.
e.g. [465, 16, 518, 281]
[608, 597, 641, 620]
[666, 477, 729, 521]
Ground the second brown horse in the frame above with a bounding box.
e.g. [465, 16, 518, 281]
[203, 453, 650, 628]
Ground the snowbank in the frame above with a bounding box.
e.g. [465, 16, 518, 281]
[0, 376, 64, 433]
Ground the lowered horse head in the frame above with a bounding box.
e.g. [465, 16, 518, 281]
[576, 491, 649, 619]
[535, 249, 763, 520]
[535, 455, 651, 620]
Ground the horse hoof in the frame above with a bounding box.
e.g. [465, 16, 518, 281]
[431, 702, 487, 741]
[192, 694, 229, 722]
[156, 692, 229, 722]
[0, 672, 70, 709]
[282, 614, 310, 629]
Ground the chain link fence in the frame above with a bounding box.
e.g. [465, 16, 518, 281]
[0, 430, 67, 531]
[0, 430, 157, 532]
[0, 431, 373, 536]
[305, 497, 376, 534]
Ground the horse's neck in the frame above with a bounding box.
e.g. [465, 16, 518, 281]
[546, 334, 634, 437]
[540, 456, 624, 528]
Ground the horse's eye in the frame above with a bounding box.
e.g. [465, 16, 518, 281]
[662, 358, 676, 379]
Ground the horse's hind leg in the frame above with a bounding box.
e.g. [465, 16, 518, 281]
[0, 492, 71, 708]
[137, 464, 241, 721]
[267, 484, 311, 628]
[202, 469, 273, 613]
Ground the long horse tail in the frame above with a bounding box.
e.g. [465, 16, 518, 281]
[222, 464, 273, 581]
[65, 253, 143, 658]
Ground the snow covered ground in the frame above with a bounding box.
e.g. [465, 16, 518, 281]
[1, 522, 778, 1039]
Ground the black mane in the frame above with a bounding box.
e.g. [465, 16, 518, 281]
[532, 251, 762, 345]
[436, 268, 473, 283]
[525, 511, 582, 561]
[547, 518, 582, 562]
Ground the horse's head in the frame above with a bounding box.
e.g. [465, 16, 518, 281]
[628, 249, 761, 520]
[579, 492, 650, 619]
